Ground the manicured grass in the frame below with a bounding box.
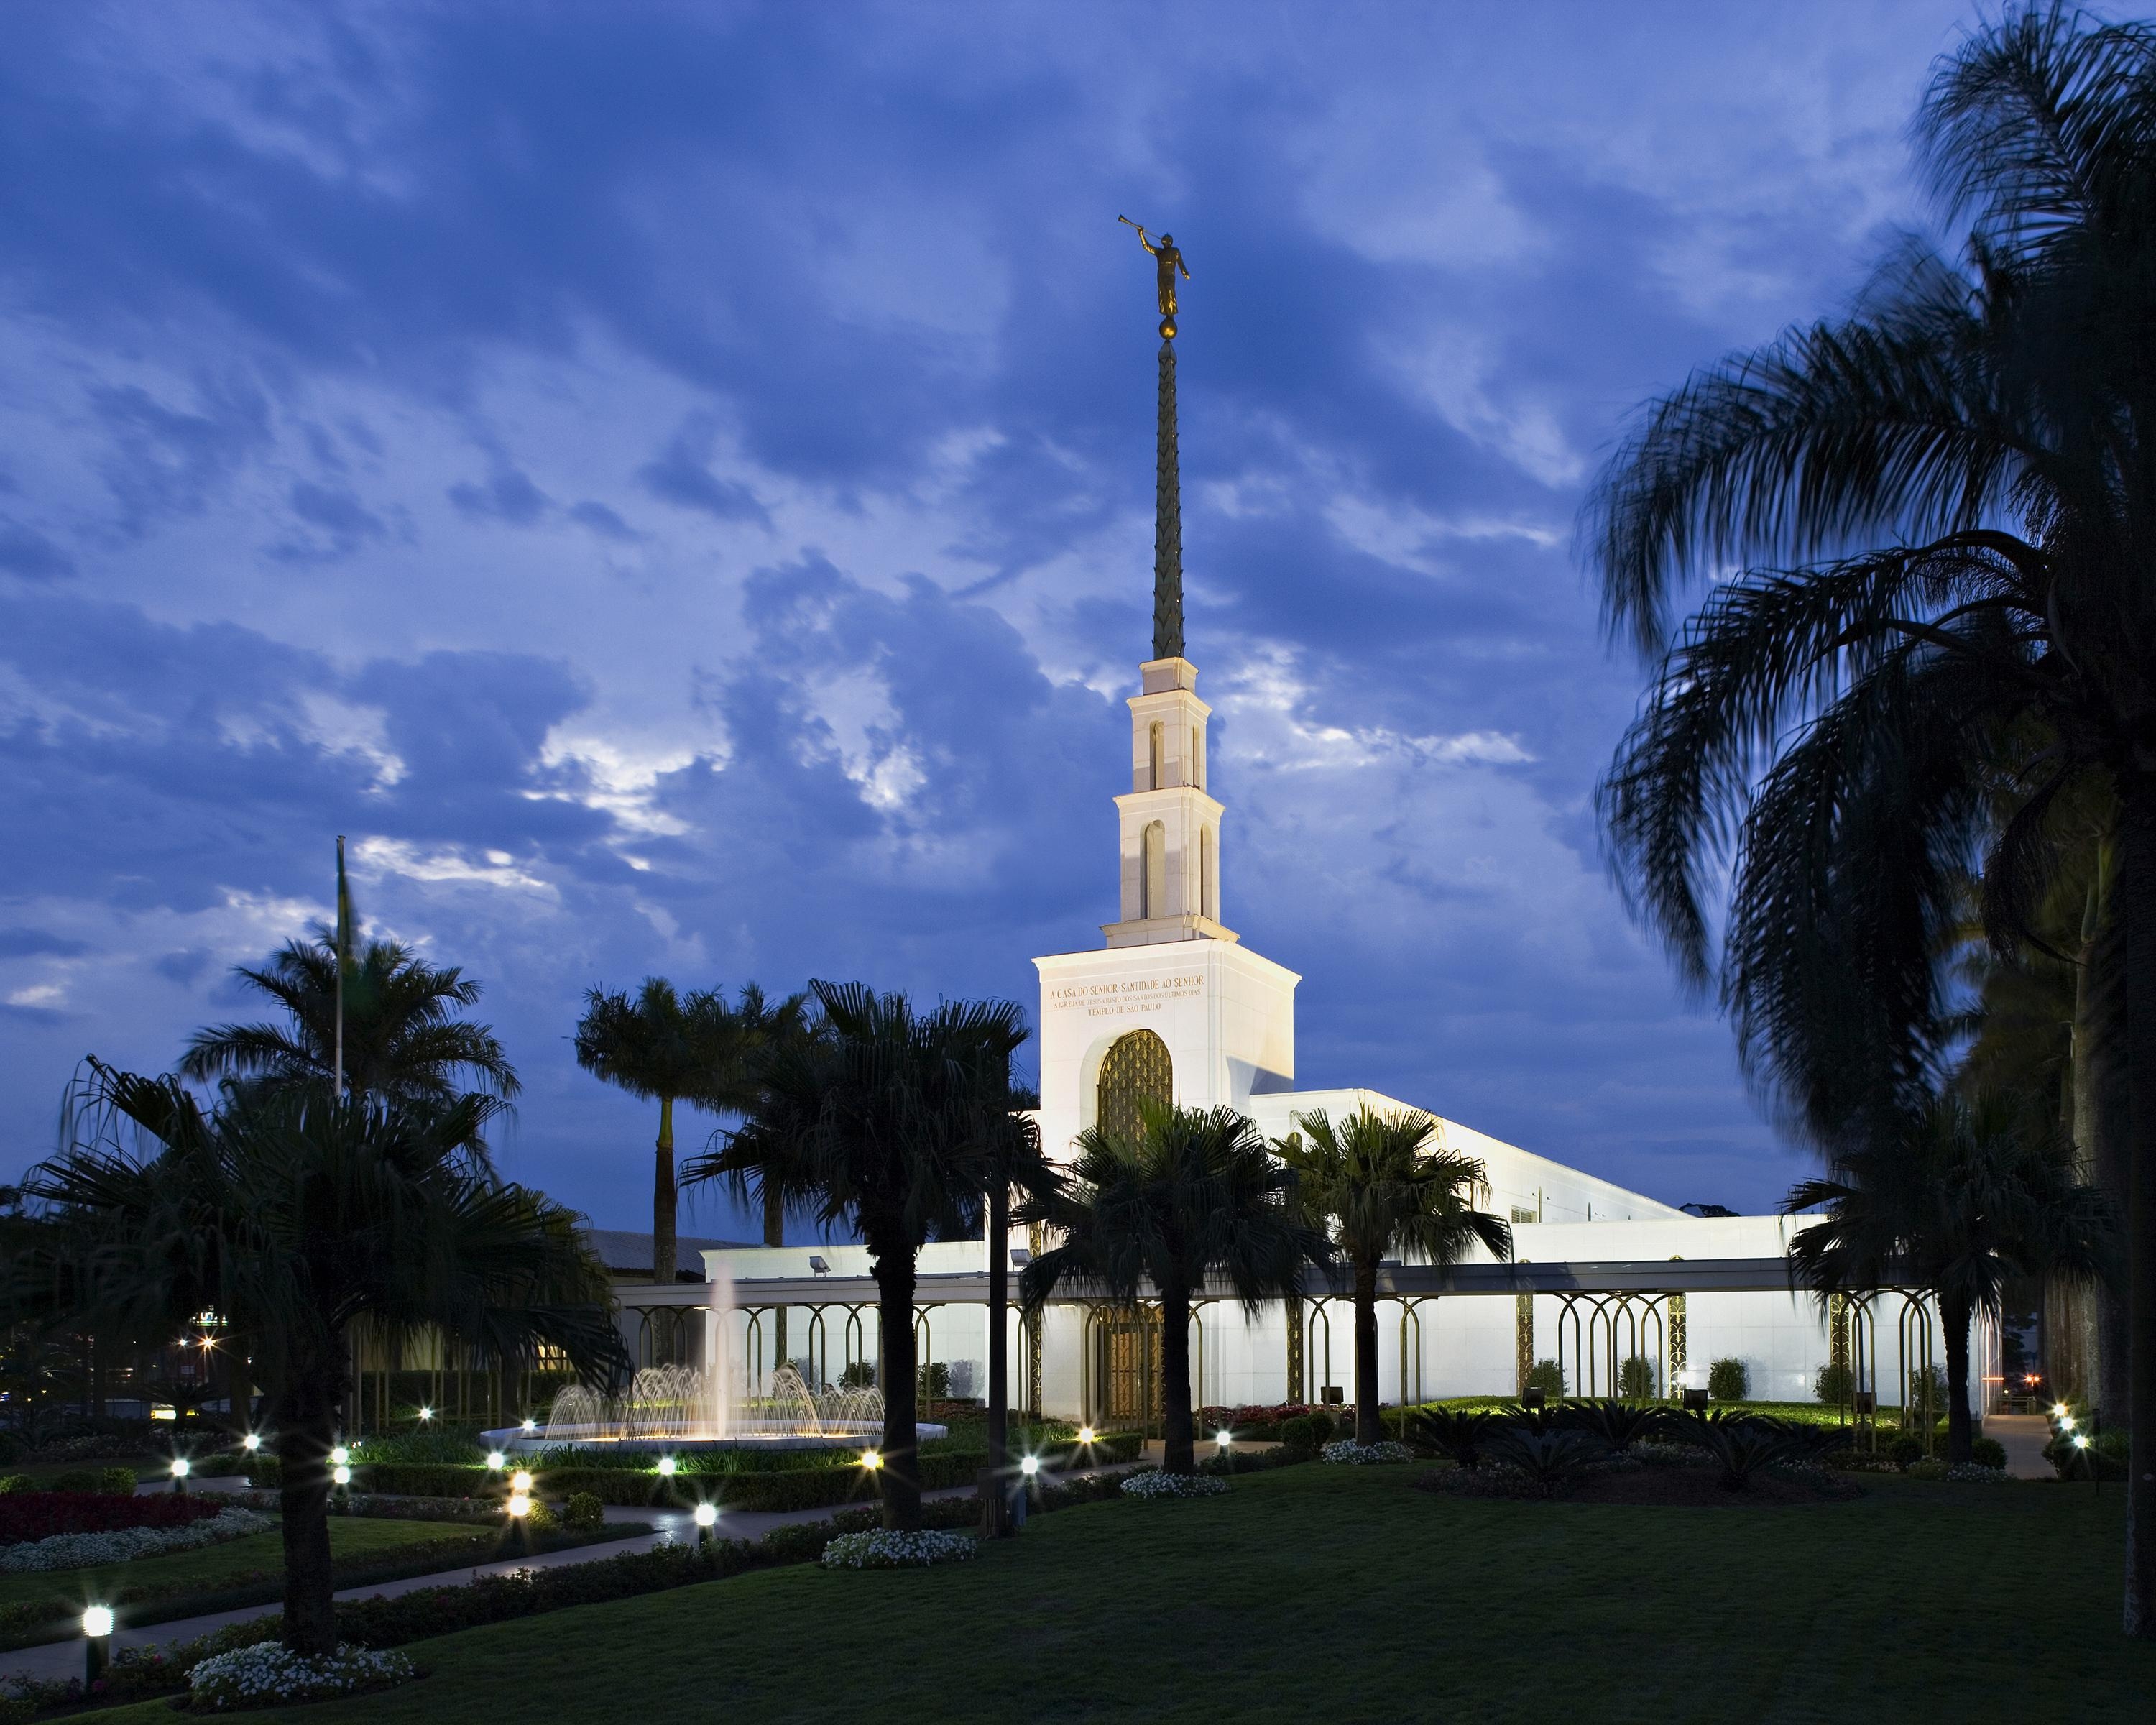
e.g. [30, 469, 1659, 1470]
[0, 1518, 500, 1639]
[108, 1462, 2152, 1724]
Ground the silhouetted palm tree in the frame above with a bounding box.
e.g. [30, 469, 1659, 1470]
[8, 1061, 623, 1656]
[1279, 1106, 1511, 1443]
[1583, 6, 2156, 1631]
[180, 934, 517, 1113]
[1020, 1103, 1330, 1474]
[690, 981, 1028, 1530]
[1786, 1090, 2114, 1463]
[575, 979, 755, 1283]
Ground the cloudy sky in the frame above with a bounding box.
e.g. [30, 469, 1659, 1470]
[0, 1, 1991, 1233]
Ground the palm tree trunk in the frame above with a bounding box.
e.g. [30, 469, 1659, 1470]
[653, 1094, 676, 1284]
[762, 1186, 783, 1248]
[1940, 1289, 1974, 1466]
[1159, 1283, 1195, 1474]
[272, 1380, 338, 1656]
[872, 1243, 921, 1531]
[981, 1179, 1011, 1537]
[1353, 1257, 1381, 1445]
[2119, 774, 2156, 1638]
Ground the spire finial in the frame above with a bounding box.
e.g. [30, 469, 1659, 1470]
[1119, 217, 1189, 661]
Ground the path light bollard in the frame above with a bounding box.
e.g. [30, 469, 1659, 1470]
[82, 1606, 113, 1688]
[170, 1456, 189, 1494]
[693, 1501, 717, 1549]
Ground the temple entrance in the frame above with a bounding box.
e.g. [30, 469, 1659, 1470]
[1093, 1305, 1162, 1425]
[1097, 1027, 1171, 1141]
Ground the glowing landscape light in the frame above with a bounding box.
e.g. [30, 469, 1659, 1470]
[82, 1606, 114, 1639]
[860, 1448, 882, 1470]
[511, 1470, 533, 1493]
[1077, 1426, 1096, 1444]
[331, 1445, 350, 1466]
[507, 1493, 530, 1518]
[332, 1464, 352, 1486]
[241, 1433, 261, 1453]
[693, 1502, 717, 1527]
[1020, 1455, 1039, 1476]
[657, 1455, 678, 1477]
[170, 1457, 190, 1477]
[486, 1450, 506, 1470]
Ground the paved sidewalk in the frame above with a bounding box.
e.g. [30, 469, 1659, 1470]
[6, 1467, 1125, 1683]
[1984, 1413, 2057, 1480]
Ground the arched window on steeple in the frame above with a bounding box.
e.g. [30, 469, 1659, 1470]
[1148, 722, 1164, 790]
[1141, 821, 1166, 919]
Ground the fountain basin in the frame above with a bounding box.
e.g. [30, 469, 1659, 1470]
[480, 1425, 948, 1455]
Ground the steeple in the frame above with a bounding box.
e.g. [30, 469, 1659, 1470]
[1105, 220, 1226, 950]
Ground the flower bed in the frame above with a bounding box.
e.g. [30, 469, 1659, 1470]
[0, 1492, 231, 1547]
[0, 1507, 273, 1573]
[1120, 1469, 1228, 1499]
[820, 1529, 977, 1569]
[1319, 1440, 1413, 1466]
[190, 1642, 416, 1711]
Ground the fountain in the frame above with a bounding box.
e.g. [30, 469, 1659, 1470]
[482, 1265, 941, 1453]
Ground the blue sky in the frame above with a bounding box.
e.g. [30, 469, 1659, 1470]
[0, 1, 1986, 1232]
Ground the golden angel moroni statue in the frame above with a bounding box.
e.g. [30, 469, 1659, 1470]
[1120, 216, 1189, 335]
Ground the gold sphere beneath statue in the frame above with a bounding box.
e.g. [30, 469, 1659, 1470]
[1159, 316, 1177, 339]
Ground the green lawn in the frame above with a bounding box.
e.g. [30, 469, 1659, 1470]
[106, 1462, 2152, 1724]
[0, 1519, 499, 1639]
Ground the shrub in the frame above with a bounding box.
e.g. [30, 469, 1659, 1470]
[1617, 1356, 1656, 1400]
[1815, 1362, 1854, 1407]
[0, 1490, 231, 1545]
[190, 1641, 416, 1711]
[916, 1361, 952, 1401]
[1120, 1469, 1228, 1499]
[1667, 1409, 1797, 1489]
[1197, 1444, 1312, 1476]
[1522, 1359, 1566, 1400]
[837, 1361, 877, 1389]
[1319, 1440, 1412, 1465]
[1907, 1364, 1945, 1415]
[350, 1425, 489, 1467]
[1887, 1434, 1925, 1470]
[1706, 1358, 1749, 1402]
[1278, 1415, 1325, 1453]
[1404, 1407, 1500, 1468]
[355, 1462, 496, 1499]
[561, 1491, 606, 1532]
[1480, 1426, 1603, 1493]
[0, 1506, 273, 1573]
[0, 1477, 25, 1496]
[821, 1529, 975, 1569]
[1970, 1436, 2007, 1470]
[1560, 1399, 1667, 1452]
[1905, 1457, 1949, 1481]
[45, 1468, 121, 1494]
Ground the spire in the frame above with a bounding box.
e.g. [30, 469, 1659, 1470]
[1153, 337, 1182, 661]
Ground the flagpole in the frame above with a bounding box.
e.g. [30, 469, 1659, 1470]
[333, 834, 346, 1100]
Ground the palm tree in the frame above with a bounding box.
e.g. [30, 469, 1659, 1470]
[7, 1060, 625, 1656]
[1785, 1090, 2114, 1463]
[1018, 1103, 1331, 1475]
[574, 979, 755, 1284]
[180, 934, 517, 1110]
[688, 981, 1028, 1531]
[980, 1079, 1051, 1537]
[1582, 6, 2156, 1632]
[1278, 1106, 1512, 1444]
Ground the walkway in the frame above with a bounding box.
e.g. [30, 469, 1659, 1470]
[1984, 1413, 2056, 1481]
[3, 1469, 1119, 1684]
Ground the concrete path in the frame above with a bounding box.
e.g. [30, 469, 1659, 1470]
[6, 1467, 1125, 1683]
[1984, 1414, 2057, 1481]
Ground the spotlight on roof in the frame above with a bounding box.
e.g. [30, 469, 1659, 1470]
[809, 1255, 831, 1276]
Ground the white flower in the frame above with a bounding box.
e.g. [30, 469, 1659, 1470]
[0, 1509, 275, 1573]
[1943, 1463, 2014, 1484]
[1119, 1469, 1229, 1499]
[819, 1529, 977, 1569]
[189, 1642, 415, 1711]
[1319, 1440, 1413, 1466]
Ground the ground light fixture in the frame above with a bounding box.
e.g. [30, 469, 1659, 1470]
[170, 1456, 190, 1493]
[1215, 1430, 1233, 1449]
[82, 1605, 114, 1685]
[2053, 1403, 2070, 1419]
[241, 1433, 260, 1453]
[1019, 1455, 1039, 1477]
[330, 1445, 350, 1466]
[1077, 1426, 1095, 1445]
[332, 1465, 351, 1486]
[860, 1448, 882, 1470]
[511, 1470, 533, 1493]
[521, 1418, 536, 1434]
[418, 1406, 433, 1422]
[507, 1493, 530, 1519]
[486, 1450, 506, 1470]
[657, 1455, 678, 1477]
[2060, 1414, 2077, 1431]
[693, 1501, 717, 1546]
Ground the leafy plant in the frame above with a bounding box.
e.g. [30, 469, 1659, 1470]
[1970, 1436, 2007, 1471]
[561, 1493, 606, 1532]
[1888, 1435, 1926, 1470]
[1815, 1362, 1853, 1407]
[1560, 1399, 1667, 1451]
[916, 1361, 951, 1401]
[1480, 1426, 1604, 1493]
[1706, 1358, 1749, 1402]
[1404, 1407, 1500, 1468]
[1668, 1409, 1795, 1489]
[837, 1360, 876, 1390]
[1617, 1356, 1657, 1399]
[1521, 1359, 1565, 1400]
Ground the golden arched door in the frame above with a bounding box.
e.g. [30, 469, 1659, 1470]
[1097, 1028, 1171, 1141]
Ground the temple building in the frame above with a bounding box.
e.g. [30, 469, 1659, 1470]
[639, 239, 1996, 1432]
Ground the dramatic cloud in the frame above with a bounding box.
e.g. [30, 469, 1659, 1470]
[0, 1, 1977, 1224]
